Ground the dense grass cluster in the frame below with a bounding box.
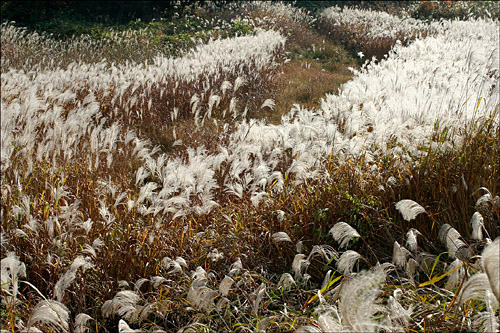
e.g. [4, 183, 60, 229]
[1, 1, 499, 332]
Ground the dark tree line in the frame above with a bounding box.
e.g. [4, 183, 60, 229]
[0, 1, 225, 26]
[1, 1, 414, 27]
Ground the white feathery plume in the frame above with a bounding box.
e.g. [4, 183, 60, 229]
[471, 212, 484, 240]
[250, 191, 268, 207]
[317, 308, 344, 332]
[219, 276, 234, 297]
[54, 255, 93, 302]
[482, 237, 499, 302]
[395, 199, 426, 221]
[207, 248, 224, 262]
[278, 273, 296, 291]
[473, 290, 499, 333]
[27, 300, 70, 332]
[406, 258, 419, 280]
[74, 313, 93, 333]
[459, 273, 491, 304]
[1, 252, 26, 304]
[392, 241, 410, 269]
[134, 278, 149, 292]
[118, 319, 141, 333]
[445, 258, 464, 291]
[296, 240, 304, 254]
[220, 80, 232, 95]
[118, 280, 129, 289]
[161, 256, 182, 275]
[475, 188, 492, 209]
[260, 98, 275, 110]
[81, 219, 93, 234]
[187, 283, 217, 313]
[233, 76, 247, 92]
[272, 231, 292, 243]
[175, 256, 188, 270]
[191, 266, 208, 286]
[406, 228, 421, 252]
[307, 245, 338, 263]
[337, 265, 388, 331]
[439, 224, 466, 258]
[337, 250, 362, 275]
[276, 210, 285, 223]
[1, 232, 9, 249]
[387, 288, 413, 329]
[228, 258, 243, 277]
[330, 222, 361, 249]
[292, 254, 310, 281]
[81, 244, 96, 258]
[102, 290, 141, 320]
[151, 276, 167, 289]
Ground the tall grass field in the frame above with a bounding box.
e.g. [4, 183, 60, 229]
[1, 1, 499, 332]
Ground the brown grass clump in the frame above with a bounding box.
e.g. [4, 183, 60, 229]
[270, 59, 354, 124]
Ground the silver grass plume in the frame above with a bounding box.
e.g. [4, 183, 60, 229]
[260, 98, 275, 110]
[219, 276, 235, 297]
[102, 290, 141, 320]
[406, 258, 419, 280]
[459, 273, 492, 304]
[395, 199, 426, 221]
[134, 278, 149, 292]
[278, 273, 296, 291]
[392, 241, 410, 269]
[27, 300, 69, 332]
[330, 222, 361, 249]
[162, 256, 187, 275]
[1, 252, 26, 304]
[322, 270, 333, 290]
[337, 250, 362, 275]
[482, 237, 499, 302]
[475, 187, 492, 209]
[187, 266, 217, 313]
[471, 212, 485, 240]
[386, 289, 413, 329]
[129, 303, 153, 323]
[233, 76, 247, 92]
[292, 254, 310, 281]
[151, 276, 167, 289]
[445, 258, 464, 290]
[74, 313, 93, 333]
[307, 245, 338, 263]
[54, 255, 93, 302]
[317, 307, 344, 332]
[439, 224, 466, 259]
[406, 228, 421, 252]
[228, 258, 243, 277]
[473, 290, 499, 333]
[118, 319, 141, 333]
[336, 266, 388, 331]
[220, 80, 232, 95]
[272, 231, 292, 243]
[207, 248, 224, 262]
